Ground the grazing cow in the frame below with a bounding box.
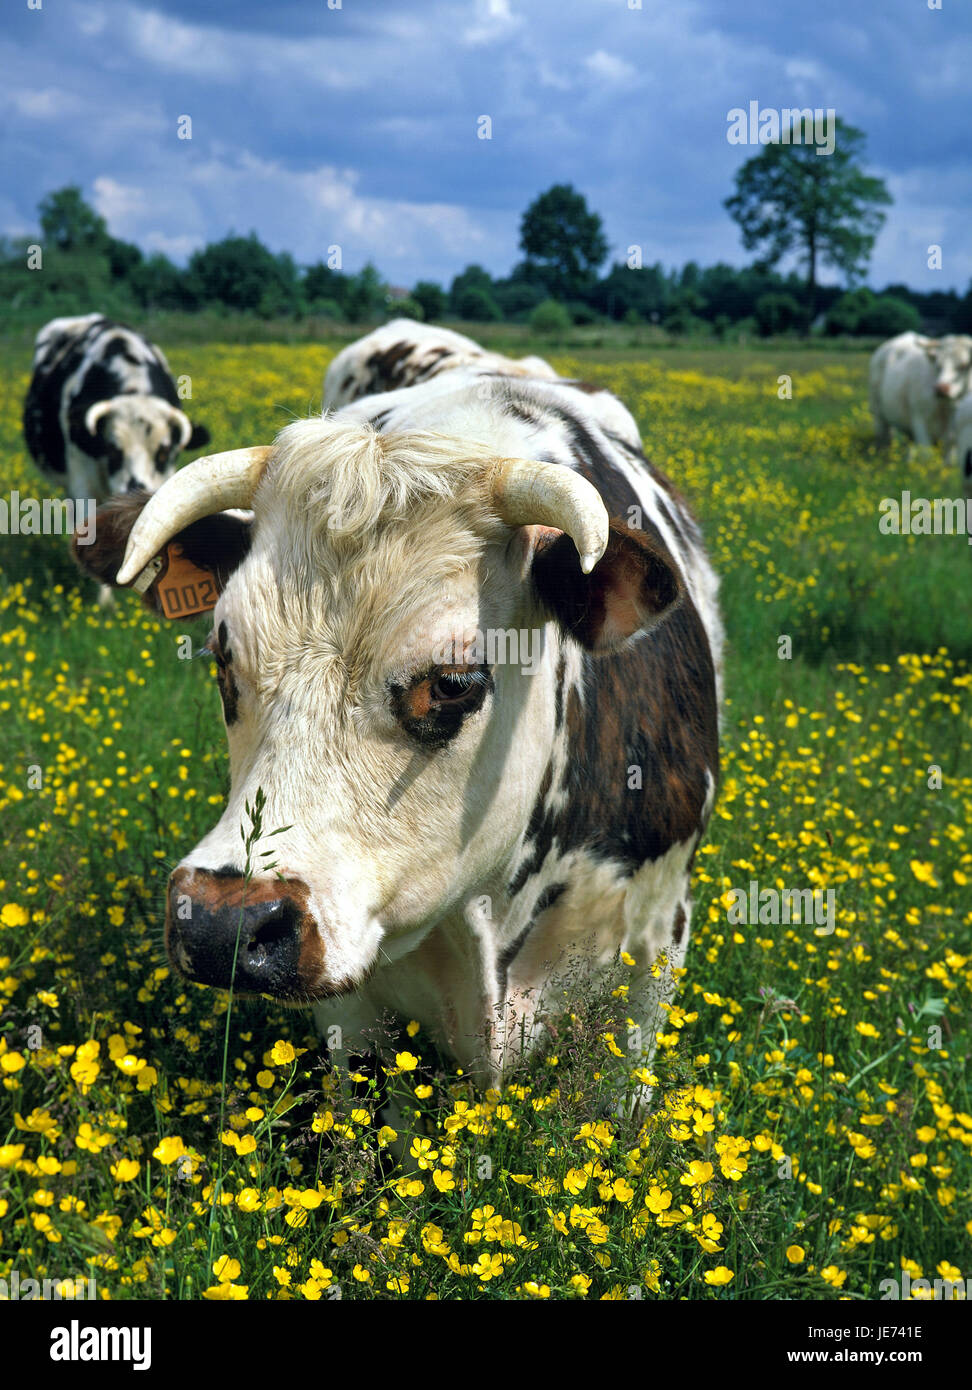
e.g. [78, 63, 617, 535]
[324, 318, 559, 409]
[75, 323, 722, 1114]
[869, 330, 972, 459]
[24, 314, 210, 502]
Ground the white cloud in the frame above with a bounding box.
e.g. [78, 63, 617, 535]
[583, 50, 638, 87]
[82, 155, 506, 278]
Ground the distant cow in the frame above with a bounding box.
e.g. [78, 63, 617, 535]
[324, 319, 559, 409]
[24, 314, 210, 502]
[869, 330, 972, 459]
[76, 322, 722, 1115]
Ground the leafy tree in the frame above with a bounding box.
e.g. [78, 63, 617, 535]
[412, 281, 447, 322]
[519, 184, 608, 301]
[38, 186, 109, 253]
[754, 292, 807, 337]
[725, 119, 891, 317]
[188, 233, 302, 315]
[529, 298, 571, 335]
[304, 261, 348, 311]
[341, 263, 387, 323]
[455, 285, 502, 321]
[448, 264, 495, 314]
[590, 262, 671, 322]
[825, 288, 919, 337]
[389, 296, 424, 321]
[491, 275, 547, 320]
[129, 254, 192, 311]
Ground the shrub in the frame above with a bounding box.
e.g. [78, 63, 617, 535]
[529, 298, 572, 335]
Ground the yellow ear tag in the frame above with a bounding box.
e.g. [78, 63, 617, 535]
[153, 543, 221, 620]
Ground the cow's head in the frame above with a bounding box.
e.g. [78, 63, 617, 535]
[85, 395, 210, 494]
[925, 335, 972, 401]
[76, 418, 682, 1004]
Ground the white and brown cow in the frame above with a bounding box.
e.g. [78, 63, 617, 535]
[324, 318, 559, 407]
[76, 324, 722, 1109]
[869, 330, 972, 460]
[24, 313, 210, 502]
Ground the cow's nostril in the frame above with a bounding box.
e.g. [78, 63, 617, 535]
[245, 904, 299, 968]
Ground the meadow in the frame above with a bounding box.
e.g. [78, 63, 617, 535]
[0, 338, 969, 1301]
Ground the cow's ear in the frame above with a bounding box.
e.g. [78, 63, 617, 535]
[530, 518, 682, 652]
[72, 491, 251, 615]
[188, 422, 211, 450]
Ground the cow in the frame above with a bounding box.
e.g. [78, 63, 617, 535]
[869, 330, 972, 460]
[24, 313, 210, 503]
[74, 322, 722, 1123]
[324, 318, 559, 408]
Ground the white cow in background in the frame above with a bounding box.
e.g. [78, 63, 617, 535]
[869, 331, 972, 461]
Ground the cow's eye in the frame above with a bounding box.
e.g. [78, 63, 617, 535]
[155, 445, 170, 467]
[430, 670, 486, 704]
[390, 665, 493, 749]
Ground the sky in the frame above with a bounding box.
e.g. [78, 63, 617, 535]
[2, 0, 969, 291]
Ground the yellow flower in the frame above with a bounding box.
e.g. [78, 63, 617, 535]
[269, 1040, 296, 1066]
[704, 1266, 735, 1286]
[0, 904, 29, 928]
[153, 1136, 187, 1165]
[110, 1158, 140, 1182]
[213, 1255, 241, 1282]
[786, 1245, 806, 1264]
[395, 1051, 419, 1071]
[203, 1283, 249, 1300]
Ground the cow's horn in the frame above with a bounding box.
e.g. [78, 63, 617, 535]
[116, 446, 272, 586]
[490, 458, 610, 573]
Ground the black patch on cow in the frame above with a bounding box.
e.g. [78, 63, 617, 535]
[365, 342, 417, 396]
[673, 903, 687, 947]
[497, 880, 568, 998]
[499, 407, 718, 883]
[388, 665, 493, 750]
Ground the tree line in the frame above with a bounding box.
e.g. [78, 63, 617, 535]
[4, 120, 970, 338]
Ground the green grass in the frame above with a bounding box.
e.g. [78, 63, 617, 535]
[0, 340, 969, 1301]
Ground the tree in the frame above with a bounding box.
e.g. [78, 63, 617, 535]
[724, 119, 891, 318]
[455, 286, 502, 321]
[38, 186, 109, 253]
[304, 261, 348, 311]
[529, 299, 571, 335]
[825, 288, 919, 337]
[753, 292, 807, 337]
[519, 184, 608, 302]
[412, 281, 447, 322]
[187, 233, 302, 316]
[341, 264, 387, 322]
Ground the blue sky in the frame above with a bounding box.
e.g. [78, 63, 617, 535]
[2, 0, 969, 290]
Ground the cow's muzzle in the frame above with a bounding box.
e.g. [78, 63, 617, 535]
[166, 866, 319, 999]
